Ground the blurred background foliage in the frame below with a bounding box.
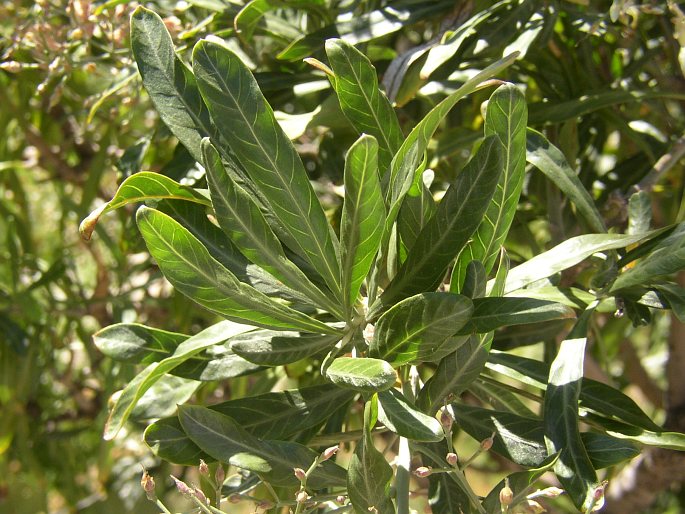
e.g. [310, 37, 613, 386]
[1, 0, 685, 512]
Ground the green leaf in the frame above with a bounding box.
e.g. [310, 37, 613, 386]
[104, 320, 252, 439]
[230, 330, 340, 366]
[94, 323, 187, 364]
[136, 207, 339, 334]
[203, 140, 342, 318]
[454, 84, 528, 282]
[580, 432, 640, 469]
[130, 7, 216, 163]
[457, 297, 575, 335]
[325, 39, 402, 176]
[146, 385, 354, 464]
[193, 40, 342, 300]
[377, 388, 443, 442]
[179, 405, 347, 488]
[94, 322, 261, 381]
[235, 0, 328, 42]
[380, 136, 503, 305]
[585, 415, 685, 451]
[340, 135, 385, 314]
[499, 231, 657, 294]
[160, 201, 309, 303]
[611, 237, 685, 292]
[379, 53, 518, 264]
[487, 352, 664, 432]
[348, 400, 394, 514]
[417, 336, 488, 414]
[79, 172, 210, 240]
[528, 89, 685, 125]
[628, 191, 652, 235]
[325, 357, 397, 393]
[451, 260, 486, 298]
[654, 283, 685, 323]
[131, 375, 199, 420]
[526, 129, 606, 234]
[543, 316, 599, 511]
[371, 292, 473, 366]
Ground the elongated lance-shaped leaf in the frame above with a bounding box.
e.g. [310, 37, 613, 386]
[544, 310, 599, 511]
[370, 292, 473, 366]
[94, 323, 187, 364]
[325, 357, 397, 393]
[348, 399, 395, 514]
[179, 405, 347, 488]
[526, 129, 606, 234]
[325, 39, 402, 177]
[497, 230, 660, 294]
[79, 172, 210, 240]
[160, 200, 311, 303]
[146, 384, 354, 464]
[378, 137, 503, 307]
[192, 40, 342, 300]
[340, 134, 385, 315]
[130, 7, 216, 163]
[136, 207, 339, 334]
[611, 237, 685, 292]
[377, 389, 443, 442]
[453, 84, 528, 283]
[203, 140, 343, 318]
[455, 297, 575, 335]
[417, 336, 488, 414]
[104, 320, 252, 439]
[235, 0, 330, 42]
[230, 330, 340, 366]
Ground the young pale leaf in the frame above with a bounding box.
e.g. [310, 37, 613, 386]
[380, 137, 503, 305]
[79, 172, 210, 240]
[136, 207, 339, 334]
[340, 134, 385, 314]
[370, 292, 473, 366]
[325, 357, 397, 393]
[456, 297, 575, 335]
[130, 7, 216, 163]
[203, 140, 342, 318]
[584, 414, 685, 451]
[104, 320, 252, 439]
[179, 405, 347, 488]
[325, 39, 402, 177]
[453, 84, 528, 282]
[348, 400, 395, 514]
[192, 40, 342, 300]
[417, 336, 488, 414]
[377, 389, 443, 442]
[544, 313, 599, 511]
[628, 191, 652, 235]
[499, 231, 657, 293]
[230, 330, 340, 366]
[526, 129, 606, 234]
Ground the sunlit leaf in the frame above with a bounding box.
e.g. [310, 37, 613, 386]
[377, 388, 443, 442]
[325, 357, 397, 392]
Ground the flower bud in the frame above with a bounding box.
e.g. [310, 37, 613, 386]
[499, 485, 514, 506]
[413, 466, 432, 478]
[515, 499, 546, 514]
[321, 445, 339, 461]
[446, 453, 458, 467]
[530, 487, 564, 499]
[141, 470, 156, 501]
[480, 434, 495, 451]
[170, 475, 193, 497]
[198, 459, 209, 476]
[193, 486, 209, 505]
[294, 468, 307, 481]
[215, 465, 225, 485]
[440, 409, 453, 432]
[296, 490, 309, 503]
[336, 495, 346, 504]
